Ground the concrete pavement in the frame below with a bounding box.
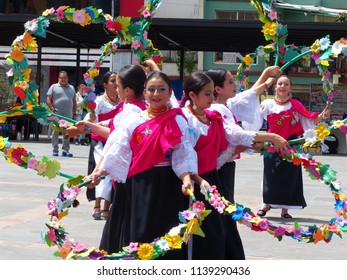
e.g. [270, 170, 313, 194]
[0, 140, 346, 260]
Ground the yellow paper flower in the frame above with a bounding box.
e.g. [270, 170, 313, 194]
[250, 216, 262, 226]
[23, 68, 32, 81]
[310, 39, 321, 53]
[137, 243, 154, 260]
[58, 211, 68, 220]
[243, 54, 253, 66]
[5, 147, 14, 163]
[320, 60, 329, 67]
[314, 123, 330, 141]
[0, 136, 5, 150]
[185, 218, 199, 234]
[42, 8, 52, 17]
[165, 234, 181, 249]
[225, 204, 237, 214]
[88, 68, 99, 78]
[332, 120, 345, 129]
[27, 37, 38, 52]
[116, 16, 131, 32]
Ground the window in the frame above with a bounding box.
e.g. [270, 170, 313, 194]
[216, 11, 258, 21]
[214, 52, 257, 65]
[214, 11, 259, 65]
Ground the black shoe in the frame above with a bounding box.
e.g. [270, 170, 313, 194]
[281, 213, 292, 219]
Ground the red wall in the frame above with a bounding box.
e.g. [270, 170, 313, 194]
[120, 0, 143, 17]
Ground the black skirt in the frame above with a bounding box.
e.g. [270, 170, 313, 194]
[191, 169, 227, 260]
[100, 166, 188, 260]
[263, 154, 307, 208]
[217, 161, 245, 260]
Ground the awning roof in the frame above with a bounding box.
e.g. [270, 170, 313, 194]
[273, 1, 347, 17]
[0, 15, 346, 53]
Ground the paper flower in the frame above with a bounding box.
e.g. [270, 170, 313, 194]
[315, 123, 330, 141]
[243, 54, 254, 66]
[165, 235, 181, 249]
[126, 242, 139, 253]
[303, 129, 317, 144]
[137, 243, 154, 260]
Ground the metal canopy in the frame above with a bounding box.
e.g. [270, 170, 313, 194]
[1, 15, 346, 53]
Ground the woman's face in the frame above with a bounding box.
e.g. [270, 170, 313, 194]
[144, 77, 171, 110]
[191, 82, 215, 110]
[219, 71, 237, 101]
[275, 76, 291, 98]
[104, 73, 118, 95]
[115, 75, 126, 101]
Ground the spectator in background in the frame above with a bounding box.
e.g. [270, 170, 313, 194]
[46, 70, 76, 157]
[74, 84, 88, 146]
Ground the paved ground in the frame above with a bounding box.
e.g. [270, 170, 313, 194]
[0, 140, 346, 260]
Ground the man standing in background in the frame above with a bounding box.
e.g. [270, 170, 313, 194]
[46, 70, 76, 157]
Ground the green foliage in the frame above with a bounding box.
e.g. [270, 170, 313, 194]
[0, 66, 15, 112]
[335, 12, 347, 22]
[176, 51, 198, 75]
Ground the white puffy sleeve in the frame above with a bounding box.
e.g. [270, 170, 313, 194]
[99, 114, 141, 183]
[102, 105, 142, 156]
[224, 123, 256, 148]
[296, 112, 316, 131]
[226, 89, 260, 123]
[171, 115, 198, 178]
[242, 99, 270, 132]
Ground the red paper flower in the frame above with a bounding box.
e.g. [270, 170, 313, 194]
[11, 146, 29, 165]
[14, 87, 26, 99]
[87, 101, 96, 111]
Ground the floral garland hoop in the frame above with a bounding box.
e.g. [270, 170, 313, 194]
[236, 0, 347, 110]
[2, 0, 162, 130]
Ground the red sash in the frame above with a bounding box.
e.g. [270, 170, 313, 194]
[195, 110, 228, 174]
[127, 108, 186, 178]
[109, 100, 146, 133]
[267, 99, 318, 139]
[91, 109, 118, 142]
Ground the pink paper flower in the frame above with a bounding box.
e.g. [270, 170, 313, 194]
[94, 61, 102, 68]
[127, 242, 139, 253]
[47, 228, 57, 242]
[340, 124, 347, 134]
[132, 40, 141, 50]
[268, 10, 277, 21]
[141, 10, 152, 18]
[59, 120, 68, 128]
[56, 7, 65, 20]
[83, 72, 90, 80]
[72, 10, 87, 24]
[274, 226, 286, 237]
[27, 157, 38, 169]
[181, 210, 195, 220]
[73, 242, 88, 252]
[192, 201, 205, 211]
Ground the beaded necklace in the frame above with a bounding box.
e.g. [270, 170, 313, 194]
[147, 106, 169, 118]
